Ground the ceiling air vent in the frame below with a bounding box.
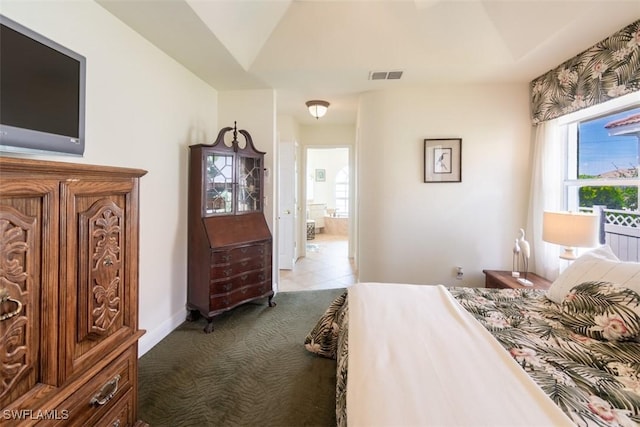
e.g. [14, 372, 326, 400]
[369, 71, 388, 80]
[368, 70, 403, 80]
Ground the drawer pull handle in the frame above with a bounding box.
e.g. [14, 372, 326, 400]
[0, 289, 23, 321]
[103, 256, 113, 266]
[113, 419, 121, 427]
[90, 374, 121, 407]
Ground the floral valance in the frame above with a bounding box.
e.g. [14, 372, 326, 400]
[530, 19, 640, 125]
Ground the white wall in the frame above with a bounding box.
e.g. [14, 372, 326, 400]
[357, 84, 531, 287]
[2, 0, 219, 355]
[307, 148, 349, 211]
[277, 114, 301, 144]
[299, 124, 356, 148]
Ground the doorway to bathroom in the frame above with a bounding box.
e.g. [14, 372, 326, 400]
[306, 147, 349, 234]
[278, 146, 356, 292]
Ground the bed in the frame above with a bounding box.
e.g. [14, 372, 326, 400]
[304, 246, 640, 426]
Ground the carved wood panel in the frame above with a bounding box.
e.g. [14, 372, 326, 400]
[0, 208, 35, 407]
[62, 179, 135, 381]
[78, 200, 124, 341]
[0, 179, 58, 408]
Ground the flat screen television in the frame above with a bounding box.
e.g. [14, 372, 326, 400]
[0, 15, 86, 156]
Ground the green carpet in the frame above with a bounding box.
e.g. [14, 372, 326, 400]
[138, 288, 345, 426]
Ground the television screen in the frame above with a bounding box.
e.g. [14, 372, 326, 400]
[0, 15, 86, 156]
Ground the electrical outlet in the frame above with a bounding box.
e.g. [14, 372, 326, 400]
[456, 266, 464, 280]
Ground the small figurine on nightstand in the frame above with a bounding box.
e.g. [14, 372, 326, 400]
[512, 238, 521, 278]
[516, 228, 533, 286]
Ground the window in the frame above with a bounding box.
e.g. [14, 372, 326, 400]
[565, 105, 640, 213]
[560, 98, 640, 261]
[335, 167, 349, 216]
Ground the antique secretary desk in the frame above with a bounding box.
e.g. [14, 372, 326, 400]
[187, 124, 275, 333]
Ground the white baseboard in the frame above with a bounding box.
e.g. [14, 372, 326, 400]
[138, 308, 186, 357]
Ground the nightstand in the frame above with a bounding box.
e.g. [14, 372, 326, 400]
[483, 270, 552, 290]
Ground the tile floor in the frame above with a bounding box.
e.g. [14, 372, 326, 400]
[278, 233, 357, 292]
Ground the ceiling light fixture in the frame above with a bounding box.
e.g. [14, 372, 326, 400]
[306, 100, 330, 119]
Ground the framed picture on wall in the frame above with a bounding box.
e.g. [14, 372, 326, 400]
[424, 138, 461, 183]
[315, 168, 326, 182]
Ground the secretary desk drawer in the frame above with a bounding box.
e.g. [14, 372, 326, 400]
[209, 269, 271, 294]
[210, 256, 269, 278]
[209, 282, 272, 311]
[40, 348, 135, 426]
[210, 243, 271, 265]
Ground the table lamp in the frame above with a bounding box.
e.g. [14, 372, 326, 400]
[542, 211, 600, 260]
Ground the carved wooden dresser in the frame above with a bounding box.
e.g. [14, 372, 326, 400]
[0, 157, 147, 426]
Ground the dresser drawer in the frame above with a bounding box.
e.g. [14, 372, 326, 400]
[42, 348, 135, 426]
[91, 389, 133, 427]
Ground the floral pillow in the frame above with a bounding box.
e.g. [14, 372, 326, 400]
[558, 281, 640, 342]
[545, 245, 622, 304]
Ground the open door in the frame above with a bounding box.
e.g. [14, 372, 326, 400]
[278, 141, 296, 270]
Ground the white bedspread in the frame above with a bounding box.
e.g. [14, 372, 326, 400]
[346, 283, 574, 427]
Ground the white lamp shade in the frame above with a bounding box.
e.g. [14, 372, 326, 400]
[543, 211, 600, 259]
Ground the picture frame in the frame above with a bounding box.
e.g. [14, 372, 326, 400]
[424, 138, 462, 183]
[315, 168, 326, 182]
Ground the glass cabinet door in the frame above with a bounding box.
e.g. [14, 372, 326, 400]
[237, 155, 262, 213]
[205, 153, 234, 215]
